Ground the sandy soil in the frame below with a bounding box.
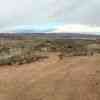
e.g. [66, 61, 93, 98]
[0, 53, 100, 100]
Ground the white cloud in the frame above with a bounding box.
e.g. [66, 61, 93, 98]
[0, 0, 33, 27]
[53, 24, 100, 34]
[0, 0, 99, 32]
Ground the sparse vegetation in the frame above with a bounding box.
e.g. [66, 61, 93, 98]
[0, 35, 100, 100]
[0, 37, 99, 65]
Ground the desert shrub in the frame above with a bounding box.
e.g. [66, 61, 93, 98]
[0, 38, 99, 65]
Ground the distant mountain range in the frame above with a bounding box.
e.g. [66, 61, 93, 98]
[0, 24, 100, 36]
[0, 32, 100, 40]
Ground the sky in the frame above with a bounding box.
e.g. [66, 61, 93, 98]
[0, 0, 100, 33]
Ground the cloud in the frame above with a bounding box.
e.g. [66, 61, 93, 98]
[0, 23, 62, 33]
[0, 0, 33, 27]
[0, 0, 99, 32]
[53, 24, 100, 34]
[49, 0, 100, 26]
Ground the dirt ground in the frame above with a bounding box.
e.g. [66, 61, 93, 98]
[0, 53, 100, 100]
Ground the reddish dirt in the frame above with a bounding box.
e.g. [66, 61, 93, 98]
[0, 54, 99, 100]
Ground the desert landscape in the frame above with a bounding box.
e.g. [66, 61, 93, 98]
[0, 34, 100, 100]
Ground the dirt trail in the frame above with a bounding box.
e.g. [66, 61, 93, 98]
[0, 54, 100, 100]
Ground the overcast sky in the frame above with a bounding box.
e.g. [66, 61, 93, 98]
[0, 0, 100, 32]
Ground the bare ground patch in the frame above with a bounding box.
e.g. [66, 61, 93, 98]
[0, 54, 99, 100]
